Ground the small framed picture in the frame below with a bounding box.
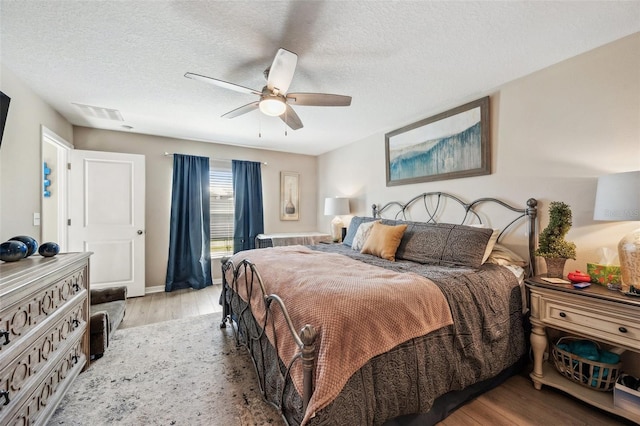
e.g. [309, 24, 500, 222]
[280, 171, 299, 221]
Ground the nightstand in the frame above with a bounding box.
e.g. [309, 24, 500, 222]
[526, 277, 640, 423]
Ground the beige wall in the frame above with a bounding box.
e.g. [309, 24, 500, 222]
[72, 127, 318, 286]
[2, 33, 638, 290]
[318, 33, 640, 275]
[0, 64, 74, 241]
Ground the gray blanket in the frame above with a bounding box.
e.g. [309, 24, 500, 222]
[227, 244, 526, 425]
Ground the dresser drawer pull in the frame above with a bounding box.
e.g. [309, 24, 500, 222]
[0, 330, 9, 345]
[73, 282, 81, 292]
[72, 319, 80, 328]
[619, 326, 628, 333]
[72, 354, 79, 365]
[0, 390, 9, 405]
[559, 312, 567, 318]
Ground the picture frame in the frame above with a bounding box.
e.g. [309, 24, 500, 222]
[280, 171, 299, 221]
[385, 96, 490, 186]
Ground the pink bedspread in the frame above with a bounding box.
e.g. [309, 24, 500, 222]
[227, 246, 453, 424]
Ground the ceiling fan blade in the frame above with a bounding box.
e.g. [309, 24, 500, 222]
[280, 104, 303, 130]
[286, 93, 352, 107]
[185, 72, 261, 96]
[266, 48, 298, 94]
[221, 101, 259, 119]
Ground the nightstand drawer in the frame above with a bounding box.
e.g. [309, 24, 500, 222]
[541, 297, 640, 348]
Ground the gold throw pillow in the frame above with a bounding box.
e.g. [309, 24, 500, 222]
[361, 222, 408, 261]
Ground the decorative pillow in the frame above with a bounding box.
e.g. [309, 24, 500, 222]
[342, 216, 377, 247]
[361, 222, 408, 261]
[395, 222, 493, 268]
[351, 220, 380, 251]
[486, 243, 528, 267]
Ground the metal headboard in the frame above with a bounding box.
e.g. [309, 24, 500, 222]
[372, 192, 538, 276]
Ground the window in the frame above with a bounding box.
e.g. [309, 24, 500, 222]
[210, 160, 234, 257]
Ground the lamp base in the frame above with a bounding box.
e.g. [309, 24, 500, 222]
[619, 227, 640, 291]
[330, 216, 344, 242]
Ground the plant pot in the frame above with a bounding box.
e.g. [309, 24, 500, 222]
[545, 257, 568, 278]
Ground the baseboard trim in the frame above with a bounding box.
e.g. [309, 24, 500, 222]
[145, 285, 165, 294]
[144, 279, 222, 295]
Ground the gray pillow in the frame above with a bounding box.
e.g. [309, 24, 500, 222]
[395, 222, 493, 268]
[342, 216, 377, 247]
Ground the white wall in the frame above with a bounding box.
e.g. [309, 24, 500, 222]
[318, 33, 640, 275]
[0, 64, 73, 241]
[72, 127, 318, 287]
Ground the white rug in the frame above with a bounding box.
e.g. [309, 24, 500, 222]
[48, 314, 282, 425]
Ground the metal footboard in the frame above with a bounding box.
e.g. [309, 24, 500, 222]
[220, 258, 317, 423]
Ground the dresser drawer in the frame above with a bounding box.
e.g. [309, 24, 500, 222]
[540, 296, 640, 349]
[0, 294, 86, 412]
[0, 265, 88, 355]
[1, 335, 85, 426]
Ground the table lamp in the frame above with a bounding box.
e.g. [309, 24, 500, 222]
[324, 197, 350, 242]
[593, 170, 640, 291]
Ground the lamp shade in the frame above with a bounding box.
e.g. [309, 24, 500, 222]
[324, 197, 350, 216]
[593, 171, 640, 221]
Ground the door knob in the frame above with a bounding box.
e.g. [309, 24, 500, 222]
[137, 230, 143, 235]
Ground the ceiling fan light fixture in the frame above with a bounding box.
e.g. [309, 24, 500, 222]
[259, 97, 286, 116]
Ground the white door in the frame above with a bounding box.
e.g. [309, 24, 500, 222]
[69, 150, 146, 297]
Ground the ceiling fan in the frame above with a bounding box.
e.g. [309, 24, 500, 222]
[185, 48, 351, 130]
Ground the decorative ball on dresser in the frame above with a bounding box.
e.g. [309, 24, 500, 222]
[9, 235, 39, 257]
[0, 240, 28, 262]
[38, 242, 60, 257]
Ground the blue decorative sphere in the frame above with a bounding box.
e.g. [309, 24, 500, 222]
[38, 242, 60, 257]
[9, 235, 39, 257]
[0, 241, 28, 262]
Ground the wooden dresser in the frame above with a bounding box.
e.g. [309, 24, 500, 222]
[0, 252, 91, 425]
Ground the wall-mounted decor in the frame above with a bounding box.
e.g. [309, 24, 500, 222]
[385, 96, 490, 186]
[43, 162, 51, 197]
[280, 171, 299, 221]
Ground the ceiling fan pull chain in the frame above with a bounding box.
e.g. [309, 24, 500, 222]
[259, 113, 262, 138]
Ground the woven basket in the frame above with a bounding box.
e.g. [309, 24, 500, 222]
[551, 337, 621, 391]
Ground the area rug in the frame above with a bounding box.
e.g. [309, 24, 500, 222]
[49, 314, 283, 425]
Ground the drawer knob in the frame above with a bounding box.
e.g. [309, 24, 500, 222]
[72, 319, 80, 328]
[73, 282, 80, 291]
[72, 354, 79, 365]
[619, 326, 628, 333]
[0, 390, 9, 405]
[559, 312, 567, 318]
[0, 330, 9, 345]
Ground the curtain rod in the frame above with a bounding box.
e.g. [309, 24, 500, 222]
[163, 152, 267, 165]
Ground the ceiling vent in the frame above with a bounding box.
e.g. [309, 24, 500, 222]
[72, 103, 124, 121]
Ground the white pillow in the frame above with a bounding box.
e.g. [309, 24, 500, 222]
[351, 220, 380, 251]
[486, 243, 528, 267]
[469, 224, 500, 264]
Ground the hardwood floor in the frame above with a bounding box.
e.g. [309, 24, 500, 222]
[119, 285, 630, 425]
[119, 284, 223, 329]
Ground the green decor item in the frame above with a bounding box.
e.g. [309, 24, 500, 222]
[535, 201, 577, 278]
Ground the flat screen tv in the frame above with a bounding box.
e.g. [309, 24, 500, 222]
[0, 91, 11, 147]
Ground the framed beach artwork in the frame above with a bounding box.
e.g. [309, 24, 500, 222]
[280, 171, 300, 221]
[385, 96, 490, 186]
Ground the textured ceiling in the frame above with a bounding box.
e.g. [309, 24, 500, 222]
[1, 1, 639, 155]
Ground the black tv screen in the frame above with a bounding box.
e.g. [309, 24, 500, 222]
[0, 91, 11, 147]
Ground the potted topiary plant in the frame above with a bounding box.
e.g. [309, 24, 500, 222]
[535, 201, 577, 278]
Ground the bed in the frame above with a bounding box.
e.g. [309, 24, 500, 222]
[221, 192, 538, 425]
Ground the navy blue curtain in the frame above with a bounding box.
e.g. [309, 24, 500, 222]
[165, 154, 213, 291]
[232, 160, 264, 253]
